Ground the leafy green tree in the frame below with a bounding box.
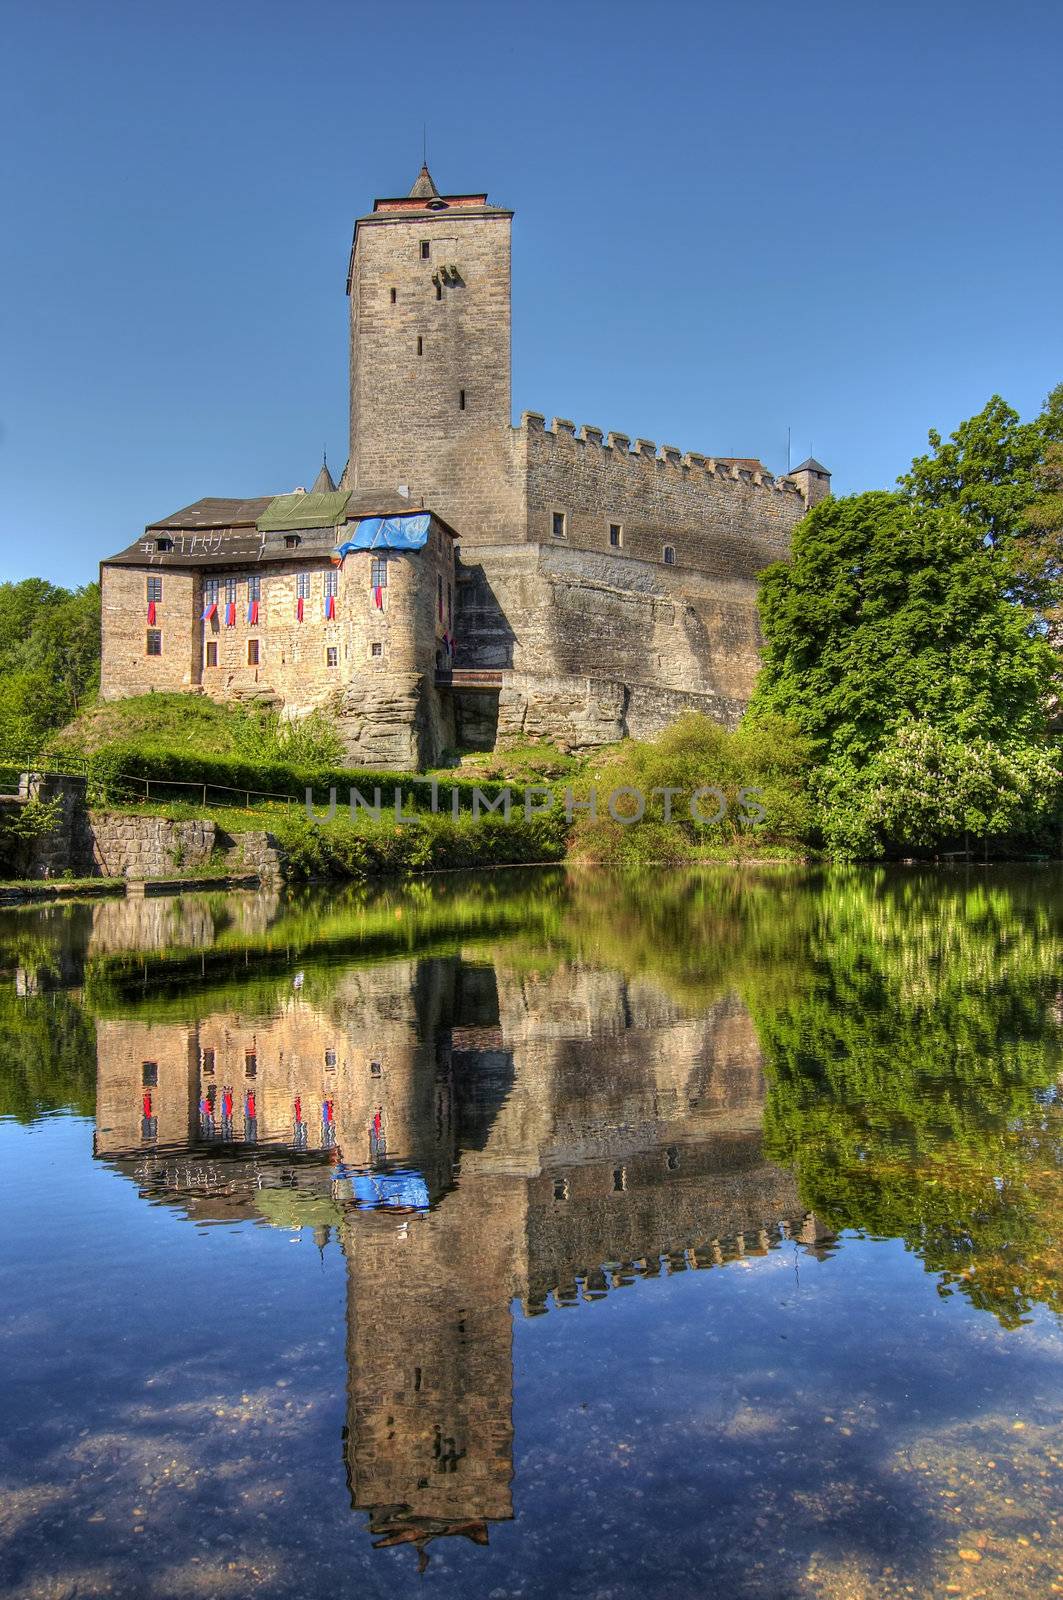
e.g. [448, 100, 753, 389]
[751, 492, 1053, 757]
[0, 579, 100, 756]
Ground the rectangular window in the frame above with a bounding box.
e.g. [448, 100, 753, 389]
[156, 537, 173, 552]
[447, 581, 453, 623]
[203, 577, 220, 606]
[247, 639, 259, 666]
[297, 572, 311, 599]
[370, 641, 382, 658]
[369, 1060, 382, 1077]
[552, 511, 566, 539]
[284, 534, 301, 549]
[390, 287, 397, 304]
[324, 1049, 337, 1069]
[370, 555, 388, 589]
[324, 569, 338, 598]
[225, 576, 238, 604]
[609, 524, 622, 548]
[244, 1051, 257, 1079]
[663, 545, 676, 565]
[417, 336, 423, 355]
[326, 646, 338, 668]
[142, 1061, 158, 1088]
[201, 1048, 215, 1075]
[247, 575, 261, 602]
[205, 640, 218, 668]
[459, 388, 466, 410]
[420, 240, 430, 260]
[146, 629, 162, 656]
[146, 576, 162, 603]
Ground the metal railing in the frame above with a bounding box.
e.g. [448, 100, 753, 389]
[0, 753, 296, 813]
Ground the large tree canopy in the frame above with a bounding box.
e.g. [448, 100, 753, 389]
[0, 579, 100, 759]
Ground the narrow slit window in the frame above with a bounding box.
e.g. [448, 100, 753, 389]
[146, 629, 162, 656]
[459, 389, 466, 410]
[417, 336, 423, 355]
[613, 1166, 626, 1192]
[244, 1051, 257, 1079]
[435, 280, 442, 300]
[420, 240, 430, 260]
[552, 511, 566, 540]
[201, 1048, 215, 1075]
[247, 638, 259, 666]
[663, 544, 676, 565]
[609, 524, 622, 548]
[390, 287, 397, 304]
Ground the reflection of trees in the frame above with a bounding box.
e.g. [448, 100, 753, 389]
[750, 872, 1063, 1327]
[0, 989, 96, 1121]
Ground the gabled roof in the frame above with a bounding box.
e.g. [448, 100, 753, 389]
[792, 458, 830, 475]
[148, 497, 271, 531]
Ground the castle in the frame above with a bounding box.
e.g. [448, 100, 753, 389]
[100, 164, 830, 768]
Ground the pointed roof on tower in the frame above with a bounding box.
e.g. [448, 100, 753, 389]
[408, 163, 440, 201]
[311, 456, 336, 494]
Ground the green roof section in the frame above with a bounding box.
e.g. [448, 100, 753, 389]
[256, 490, 351, 531]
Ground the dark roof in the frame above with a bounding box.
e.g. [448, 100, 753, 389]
[311, 460, 336, 494]
[104, 491, 456, 569]
[792, 457, 830, 475]
[408, 163, 440, 201]
[148, 497, 272, 531]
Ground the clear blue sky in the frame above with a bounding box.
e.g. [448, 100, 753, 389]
[2, 0, 1060, 587]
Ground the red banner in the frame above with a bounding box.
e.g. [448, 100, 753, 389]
[296, 595, 304, 622]
[147, 600, 156, 625]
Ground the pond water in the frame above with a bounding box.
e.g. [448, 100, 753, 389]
[0, 866, 1060, 1600]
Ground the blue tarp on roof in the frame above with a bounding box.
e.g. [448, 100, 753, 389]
[349, 1169, 431, 1212]
[333, 512, 431, 557]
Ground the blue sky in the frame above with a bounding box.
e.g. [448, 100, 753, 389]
[2, 0, 1060, 587]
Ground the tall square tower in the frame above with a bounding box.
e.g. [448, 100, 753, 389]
[346, 167, 517, 543]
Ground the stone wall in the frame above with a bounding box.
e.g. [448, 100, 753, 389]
[11, 775, 287, 882]
[100, 565, 198, 699]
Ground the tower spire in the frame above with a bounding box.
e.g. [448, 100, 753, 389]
[408, 163, 440, 202]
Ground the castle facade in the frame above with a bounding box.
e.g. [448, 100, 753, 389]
[100, 165, 829, 768]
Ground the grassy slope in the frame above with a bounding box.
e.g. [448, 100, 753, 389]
[51, 693, 270, 758]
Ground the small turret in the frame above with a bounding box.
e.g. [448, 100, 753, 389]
[790, 457, 831, 508]
[311, 456, 336, 494]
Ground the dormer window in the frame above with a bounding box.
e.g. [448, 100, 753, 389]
[284, 534, 301, 549]
[156, 537, 173, 553]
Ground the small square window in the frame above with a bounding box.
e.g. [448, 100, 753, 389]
[370, 641, 382, 658]
[142, 1061, 158, 1088]
[285, 534, 301, 549]
[609, 524, 622, 548]
[147, 576, 162, 603]
[420, 240, 430, 260]
[369, 1060, 382, 1077]
[244, 1052, 257, 1079]
[663, 545, 676, 565]
[247, 639, 259, 666]
[205, 641, 218, 668]
[326, 646, 338, 668]
[156, 537, 173, 553]
[146, 629, 162, 656]
[201, 1048, 215, 1075]
[552, 511, 566, 539]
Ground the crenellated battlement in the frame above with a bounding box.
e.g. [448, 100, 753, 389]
[517, 412, 804, 497]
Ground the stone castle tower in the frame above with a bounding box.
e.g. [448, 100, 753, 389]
[346, 165, 517, 547]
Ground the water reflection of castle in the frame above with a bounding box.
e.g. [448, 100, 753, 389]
[94, 956, 831, 1560]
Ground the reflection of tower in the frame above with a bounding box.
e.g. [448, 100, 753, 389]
[341, 1179, 523, 1556]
